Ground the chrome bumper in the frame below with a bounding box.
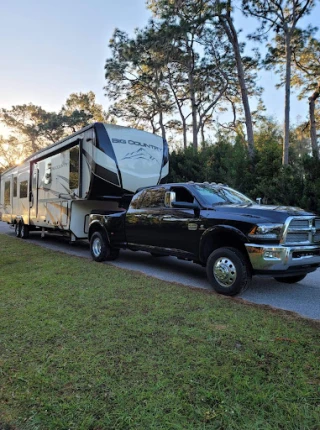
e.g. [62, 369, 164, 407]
[245, 244, 320, 271]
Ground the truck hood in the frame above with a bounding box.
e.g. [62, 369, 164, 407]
[211, 203, 315, 223]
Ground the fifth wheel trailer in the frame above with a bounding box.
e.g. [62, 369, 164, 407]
[0, 122, 169, 240]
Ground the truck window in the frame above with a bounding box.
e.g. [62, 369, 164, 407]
[193, 184, 252, 206]
[170, 187, 194, 203]
[13, 177, 17, 197]
[129, 190, 146, 209]
[70, 145, 79, 190]
[20, 180, 28, 198]
[141, 188, 165, 208]
[4, 181, 10, 205]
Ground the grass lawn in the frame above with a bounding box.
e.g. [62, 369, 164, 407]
[0, 234, 319, 430]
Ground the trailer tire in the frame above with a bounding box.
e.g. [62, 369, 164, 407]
[15, 222, 21, 238]
[273, 274, 306, 284]
[20, 224, 29, 239]
[206, 247, 251, 296]
[90, 231, 108, 262]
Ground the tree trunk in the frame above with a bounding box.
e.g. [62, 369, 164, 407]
[153, 70, 167, 142]
[189, 73, 198, 150]
[168, 74, 188, 149]
[158, 109, 167, 142]
[309, 86, 320, 159]
[219, 14, 255, 162]
[283, 34, 292, 166]
[182, 117, 188, 149]
[185, 37, 198, 150]
[31, 137, 38, 153]
[150, 118, 157, 134]
[200, 122, 205, 144]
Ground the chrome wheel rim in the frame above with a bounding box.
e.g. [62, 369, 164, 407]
[92, 237, 102, 257]
[213, 257, 237, 287]
[15, 224, 20, 236]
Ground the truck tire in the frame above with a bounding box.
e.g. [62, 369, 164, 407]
[20, 224, 29, 239]
[273, 275, 306, 284]
[107, 249, 120, 261]
[90, 231, 108, 262]
[15, 222, 21, 238]
[206, 247, 251, 296]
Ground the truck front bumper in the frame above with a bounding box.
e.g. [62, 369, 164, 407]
[245, 244, 320, 274]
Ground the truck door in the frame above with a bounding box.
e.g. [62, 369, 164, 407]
[125, 187, 166, 247]
[159, 186, 202, 253]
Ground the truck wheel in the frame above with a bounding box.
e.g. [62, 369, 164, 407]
[90, 231, 108, 262]
[107, 249, 120, 261]
[206, 247, 251, 296]
[20, 224, 29, 239]
[15, 222, 21, 238]
[273, 275, 306, 284]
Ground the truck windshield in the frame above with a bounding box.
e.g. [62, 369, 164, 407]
[193, 184, 253, 206]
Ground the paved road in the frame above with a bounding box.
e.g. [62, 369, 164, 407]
[1, 221, 319, 320]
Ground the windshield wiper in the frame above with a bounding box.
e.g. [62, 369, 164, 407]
[211, 202, 229, 206]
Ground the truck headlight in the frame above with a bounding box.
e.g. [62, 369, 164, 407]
[248, 223, 284, 240]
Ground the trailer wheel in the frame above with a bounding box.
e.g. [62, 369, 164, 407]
[206, 247, 251, 296]
[15, 222, 21, 238]
[20, 224, 29, 239]
[90, 231, 108, 262]
[273, 274, 306, 284]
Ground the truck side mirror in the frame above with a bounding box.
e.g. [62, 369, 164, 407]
[171, 201, 201, 217]
[165, 191, 176, 207]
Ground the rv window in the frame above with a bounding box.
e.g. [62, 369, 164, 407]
[13, 177, 18, 197]
[4, 181, 10, 205]
[20, 180, 28, 198]
[44, 163, 52, 185]
[70, 145, 79, 190]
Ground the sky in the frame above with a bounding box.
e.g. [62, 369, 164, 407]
[0, 0, 319, 138]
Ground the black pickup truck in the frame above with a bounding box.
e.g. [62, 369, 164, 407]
[88, 182, 320, 295]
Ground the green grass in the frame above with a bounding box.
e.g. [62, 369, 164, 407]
[0, 234, 319, 430]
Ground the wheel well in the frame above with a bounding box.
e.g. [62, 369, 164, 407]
[88, 222, 108, 242]
[201, 231, 249, 266]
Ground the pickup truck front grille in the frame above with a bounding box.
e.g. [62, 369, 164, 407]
[286, 232, 309, 243]
[283, 216, 320, 245]
[289, 219, 310, 229]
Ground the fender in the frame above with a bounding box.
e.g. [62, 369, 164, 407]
[88, 216, 110, 243]
[199, 225, 248, 262]
[15, 215, 23, 224]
